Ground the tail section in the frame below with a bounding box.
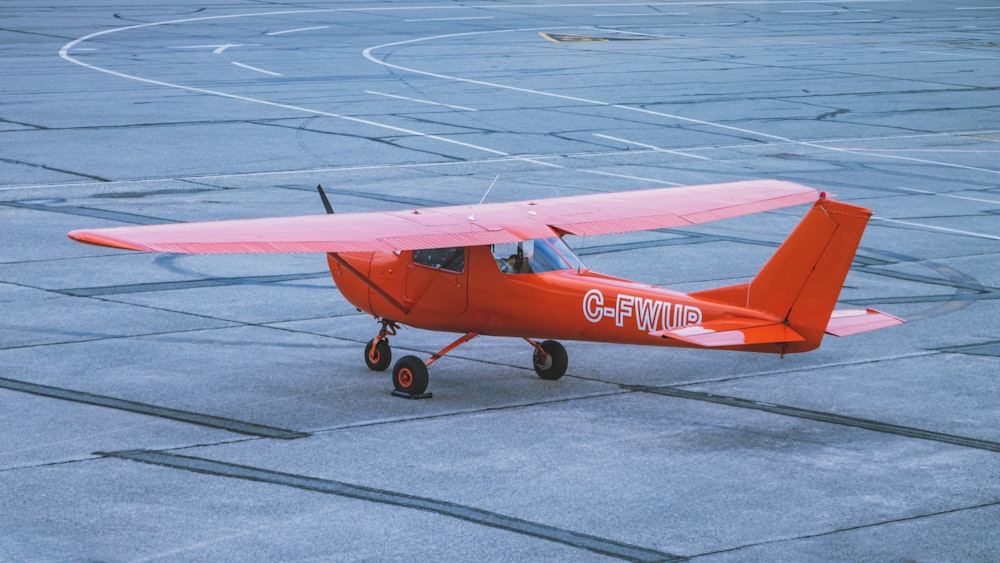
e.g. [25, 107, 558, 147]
[693, 196, 883, 352]
[749, 196, 872, 348]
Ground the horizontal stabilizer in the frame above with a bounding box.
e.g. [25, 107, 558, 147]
[825, 308, 905, 337]
[652, 319, 805, 347]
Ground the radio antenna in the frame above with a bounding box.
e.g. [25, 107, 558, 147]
[468, 175, 500, 222]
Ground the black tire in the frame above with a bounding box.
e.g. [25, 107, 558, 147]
[393, 355, 429, 395]
[364, 338, 391, 372]
[533, 340, 568, 380]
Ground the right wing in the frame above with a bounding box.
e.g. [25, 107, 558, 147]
[69, 179, 819, 254]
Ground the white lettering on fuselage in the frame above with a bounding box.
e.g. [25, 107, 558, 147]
[583, 288, 702, 332]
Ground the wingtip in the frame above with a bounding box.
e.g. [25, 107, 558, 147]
[68, 230, 147, 251]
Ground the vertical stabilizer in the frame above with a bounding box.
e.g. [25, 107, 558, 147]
[694, 197, 872, 351]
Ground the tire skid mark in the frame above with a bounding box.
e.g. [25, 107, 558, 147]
[0, 377, 309, 440]
[632, 386, 1000, 453]
[100, 449, 684, 563]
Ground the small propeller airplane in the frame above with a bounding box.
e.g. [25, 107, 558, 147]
[69, 179, 903, 398]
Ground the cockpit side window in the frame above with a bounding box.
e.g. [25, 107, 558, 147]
[493, 237, 584, 274]
[413, 247, 465, 273]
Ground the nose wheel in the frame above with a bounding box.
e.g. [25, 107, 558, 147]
[364, 320, 398, 372]
[364, 338, 391, 371]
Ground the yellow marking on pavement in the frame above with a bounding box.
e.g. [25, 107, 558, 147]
[540, 32, 660, 43]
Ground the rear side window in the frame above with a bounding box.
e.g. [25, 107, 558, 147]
[412, 247, 465, 273]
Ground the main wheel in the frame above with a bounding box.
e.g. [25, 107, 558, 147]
[392, 355, 429, 395]
[364, 338, 391, 371]
[533, 340, 568, 380]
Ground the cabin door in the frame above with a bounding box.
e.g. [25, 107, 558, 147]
[405, 247, 469, 314]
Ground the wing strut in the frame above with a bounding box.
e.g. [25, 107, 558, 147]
[327, 253, 411, 316]
[316, 185, 411, 316]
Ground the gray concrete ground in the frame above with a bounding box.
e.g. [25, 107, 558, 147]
[1, 1, 998, 561]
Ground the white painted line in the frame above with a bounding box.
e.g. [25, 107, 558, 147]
[366, 90, 477, 111]
[618, 106, 1000, 176]
[894, 188, 1000, 206]
[955, 6, 1000, 10]
[593, 134, 710, 160]
[0, 157, 558, 192]
[805, 130, 1000, 147]
[58, 16, 528, 166]
[835, 147, 1000, 154]
[818, 146, 1000, 175]
[62, 6, 945, 193]
[933, 195, 1000, 205]
[405, 17, 494, 22]
[170, 44, 232, 49]
[231, 61, 283, 77]
[592, 29, 676, 39]
[581, 169, 685, 186]
[362, 28, 1000, 180]
[168, 44, 249, 53]
[872, 217, 1000, 241]
[266, 26, 329, 36]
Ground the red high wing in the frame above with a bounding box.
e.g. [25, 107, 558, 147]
[68, 179, 818, 254]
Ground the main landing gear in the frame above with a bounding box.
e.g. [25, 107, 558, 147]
[363, 320, 568, 398]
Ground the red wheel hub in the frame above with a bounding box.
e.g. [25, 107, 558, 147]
[398, 369, 412, 387]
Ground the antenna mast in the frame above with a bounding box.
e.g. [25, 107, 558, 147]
[468, 175, 500, 222]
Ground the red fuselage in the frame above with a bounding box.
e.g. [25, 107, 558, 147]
[328, 245, 799, 354]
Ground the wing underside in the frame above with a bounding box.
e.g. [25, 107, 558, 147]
[68, 179, 819, 254]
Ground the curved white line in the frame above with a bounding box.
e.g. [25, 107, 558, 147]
[57, 11, 522, 161]
[362, 30, 1000, 177]
[56, 14, 680, 184]
[267, 26, 330, 36]
[58, 6, 995, 189]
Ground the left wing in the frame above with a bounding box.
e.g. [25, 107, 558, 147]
[68, 212, 516, 254]
[68, 179, 818, 254]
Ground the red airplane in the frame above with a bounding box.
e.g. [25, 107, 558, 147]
[69, 179, 903, 398]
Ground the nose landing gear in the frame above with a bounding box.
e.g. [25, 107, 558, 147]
[363, 320, 397, 372]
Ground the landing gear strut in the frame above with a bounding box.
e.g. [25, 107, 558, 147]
[364, 321, 568, 398]
[389, 332, 478, 399]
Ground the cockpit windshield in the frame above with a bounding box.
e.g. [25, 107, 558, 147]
[493, 237, 584, 274]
